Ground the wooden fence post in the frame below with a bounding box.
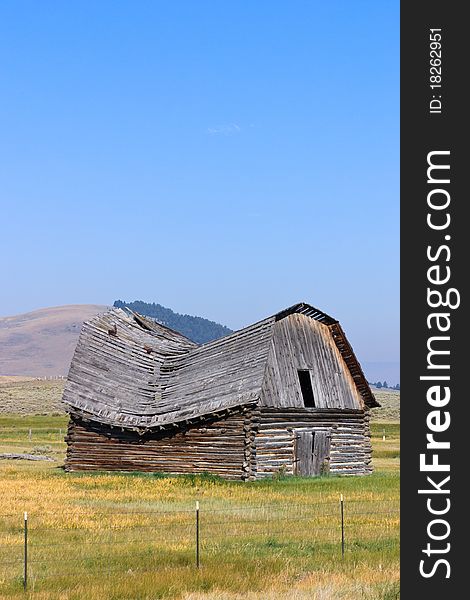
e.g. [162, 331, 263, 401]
[196, 501, 200, 569]
[23, 512, 28, 590]
[340, 494, 345, 558]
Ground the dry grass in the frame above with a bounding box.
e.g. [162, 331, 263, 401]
[0, 377, 37, 384]
[0, 380, 400, 423]
[370, 390, 400, 422]
[0, 379, 66, 416]
[0, 416, 399, 599]
[0, 381, 400, 598]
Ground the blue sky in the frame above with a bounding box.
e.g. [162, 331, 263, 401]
[0, 1, 399, 382]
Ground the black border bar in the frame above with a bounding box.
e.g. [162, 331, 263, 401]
[401, 2, 466, 596]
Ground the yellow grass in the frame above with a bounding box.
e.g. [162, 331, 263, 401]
[0, 419, 399, 599]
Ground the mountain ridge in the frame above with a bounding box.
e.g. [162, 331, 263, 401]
[113, 299, 233, 344]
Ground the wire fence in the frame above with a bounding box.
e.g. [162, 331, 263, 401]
[0, 498, 399, 590]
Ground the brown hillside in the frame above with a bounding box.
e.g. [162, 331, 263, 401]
[0, 305, 108, 377]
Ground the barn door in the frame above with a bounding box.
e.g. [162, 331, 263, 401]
[312, 431, 331, 475]
[295, 430, 331, 476]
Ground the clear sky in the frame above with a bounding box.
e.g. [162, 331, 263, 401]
[0, 1, 399, 382]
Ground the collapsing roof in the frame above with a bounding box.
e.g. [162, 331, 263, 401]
[62, 302, 378, 432]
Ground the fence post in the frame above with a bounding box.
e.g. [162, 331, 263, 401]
[340, 494, 345, 558]
[28, 429, 32, 442]
[382, 428, 386, 441]
[23, 512, 28, 590]
[195, 501, 200, 569]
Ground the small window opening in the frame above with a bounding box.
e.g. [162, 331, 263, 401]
[298, 370, 316, 407]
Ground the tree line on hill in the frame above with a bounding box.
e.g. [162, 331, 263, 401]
[113, 300, 233, 345]
[369, 381, 400, 390]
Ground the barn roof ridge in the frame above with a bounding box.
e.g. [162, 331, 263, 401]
[62, 301, 378, 431]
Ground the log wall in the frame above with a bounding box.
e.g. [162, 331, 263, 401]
[66, 407, 372, 480]
[254, 408, 372, 477]
[65, 409, 256, 480]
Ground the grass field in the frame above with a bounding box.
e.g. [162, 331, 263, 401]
[0, 382, 400, 600]
[0, 378, 400, 422]
[369, 390, 400, 423]
[0, 378, 65, 416]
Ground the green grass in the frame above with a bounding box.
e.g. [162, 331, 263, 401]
[0, 415, 68, 460]
[0, 413, 399, 599]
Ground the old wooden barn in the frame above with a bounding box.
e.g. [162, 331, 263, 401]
[62, 303, 379, 479]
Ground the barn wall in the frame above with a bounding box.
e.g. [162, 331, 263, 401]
[260, 313, 363, 410]
[65, 410, 256, 480]
[254, 408, 372, 477]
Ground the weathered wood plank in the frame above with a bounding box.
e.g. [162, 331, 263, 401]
[259, 313, 364, 411]
[66, 410, 256, 480]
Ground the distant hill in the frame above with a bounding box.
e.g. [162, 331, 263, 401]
[0, 305, 108, 377]
[113, 300, 233, 344]
[0, 301, 232, 378]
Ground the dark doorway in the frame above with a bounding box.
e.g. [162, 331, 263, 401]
[298, 370, 315, 407]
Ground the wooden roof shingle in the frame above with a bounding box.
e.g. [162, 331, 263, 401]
[62, 302, 378, 431]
